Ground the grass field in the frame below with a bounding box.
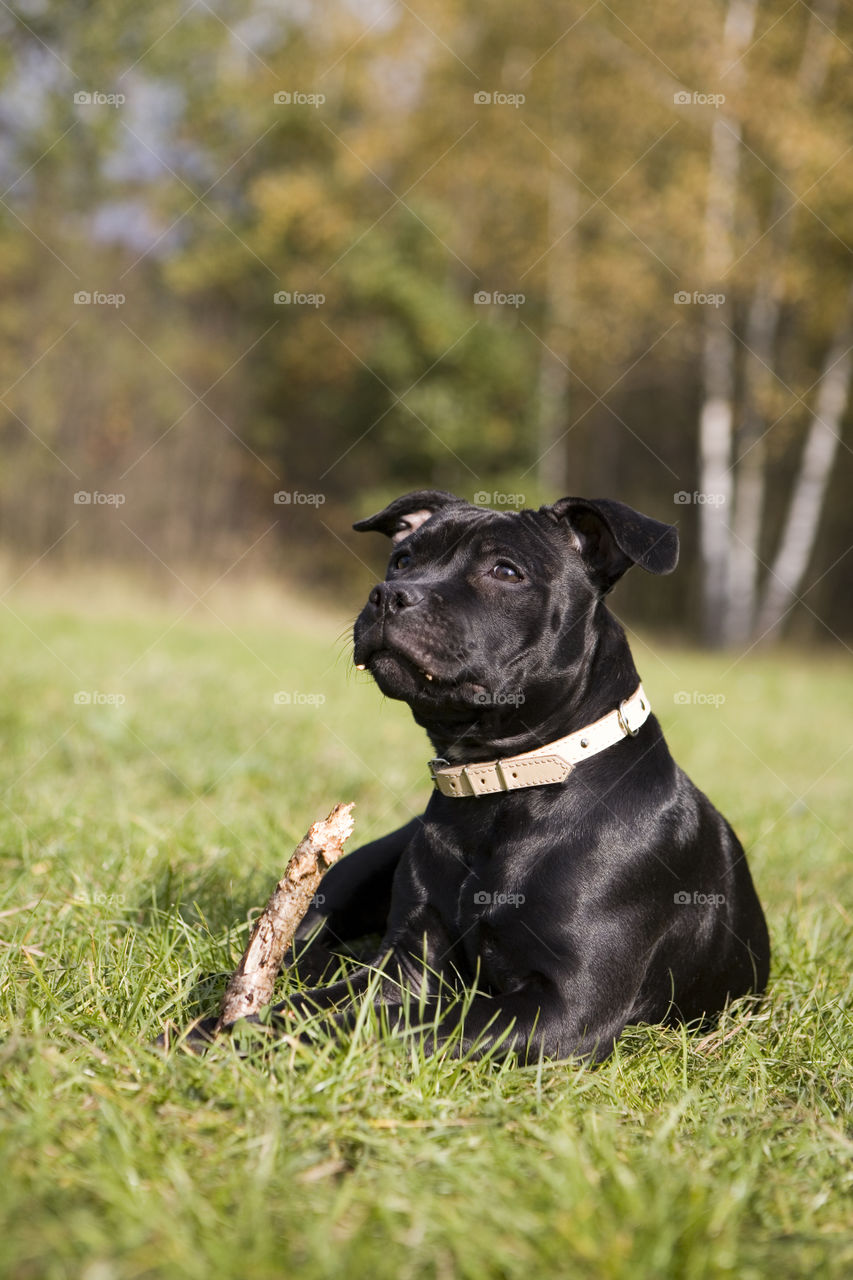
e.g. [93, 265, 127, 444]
[0, 580, 851, 1279]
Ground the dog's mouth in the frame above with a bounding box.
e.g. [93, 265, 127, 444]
[358, 647, 458, 686]
[355, 645, 484, 701]
[358, 654, 436, 682]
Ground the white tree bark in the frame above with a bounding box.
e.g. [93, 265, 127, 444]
[756, 282, 853, 639]
[535, 94, 577, 498]
[724, 280, 779, 645]
[724, 0, 839, 645]
[697, 0, 758, 645]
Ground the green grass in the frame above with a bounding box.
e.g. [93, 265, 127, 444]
[0, 586, 851, 1279]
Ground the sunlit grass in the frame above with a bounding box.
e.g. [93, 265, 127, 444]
[0, 586, 850, 1278]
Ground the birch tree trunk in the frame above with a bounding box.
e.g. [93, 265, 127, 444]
[724, 0, 839, 645]
[535, 93, 576, 498]
[724, 263, 780, 645]
[755, 282, 853, 639]
[697, 0, 758, 645]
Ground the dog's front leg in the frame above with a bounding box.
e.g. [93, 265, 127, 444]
[264, 934, 452, 1043]
[424, 982, 631, 1064]
[285, 819, 423, 982]
[265, 943, 422, 1026]
[176, 958, 399, 1049]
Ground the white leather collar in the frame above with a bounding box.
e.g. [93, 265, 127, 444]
[428, 683, 650, 797]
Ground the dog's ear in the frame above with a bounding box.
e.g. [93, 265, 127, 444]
[548, 497, 679, 592]
[353, 490, 464, 544]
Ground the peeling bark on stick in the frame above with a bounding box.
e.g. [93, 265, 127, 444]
[215, 802, 355, 1030]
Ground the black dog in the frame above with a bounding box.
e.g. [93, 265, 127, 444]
[269, 491, 769, 1062]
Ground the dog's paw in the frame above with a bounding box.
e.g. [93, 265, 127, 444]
[154, 1015, 221, 1054]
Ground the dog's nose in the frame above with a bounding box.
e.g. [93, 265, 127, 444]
[369, 583, 422, 612]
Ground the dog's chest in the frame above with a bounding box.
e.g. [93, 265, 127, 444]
[416, 802, 539, 984]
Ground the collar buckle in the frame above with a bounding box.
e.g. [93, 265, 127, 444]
[428, 757, 450, 780]
[617, 700, 638, 737]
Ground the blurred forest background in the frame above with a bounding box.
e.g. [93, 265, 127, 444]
[1, 0, 851, 645]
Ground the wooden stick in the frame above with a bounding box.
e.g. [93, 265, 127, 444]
[215, 802, 354, 1031]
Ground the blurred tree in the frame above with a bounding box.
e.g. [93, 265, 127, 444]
[0, 0, 850, 640]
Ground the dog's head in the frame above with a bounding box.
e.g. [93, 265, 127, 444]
[352, 490, 677, 753]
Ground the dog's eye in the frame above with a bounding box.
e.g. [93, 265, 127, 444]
[393, 552, 412, 570]
[491, 562, 522, 581]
